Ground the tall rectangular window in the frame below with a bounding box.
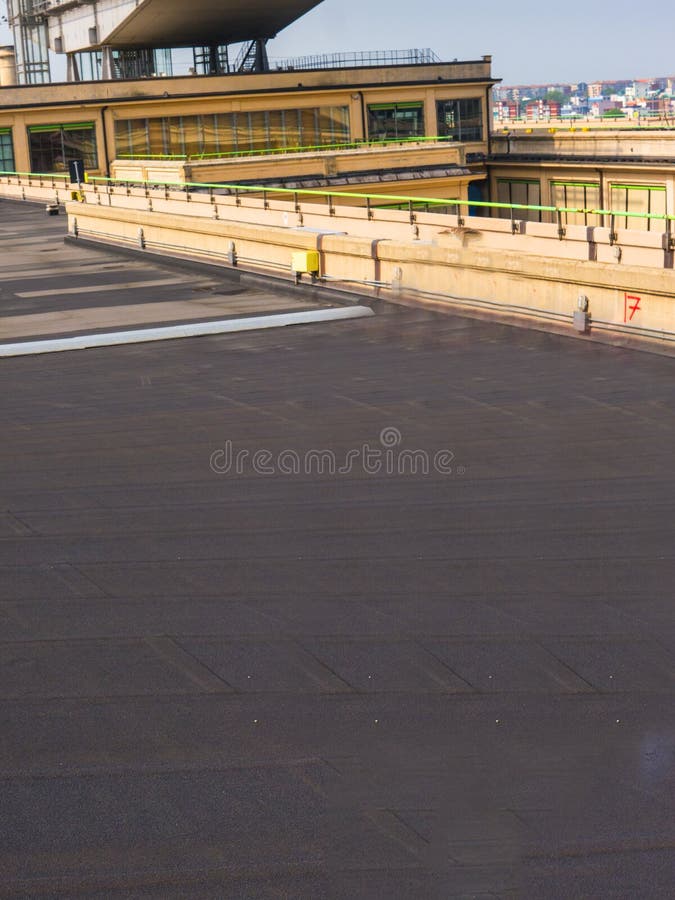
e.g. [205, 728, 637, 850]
[496, 178, 541, 221]
[0, 129, 14, 171]
[28, 123, 98, 173]
[609, 184, 666, 231]
[115, 118, 150, 157]
[113, 106, 351, 158]
[436, 98, 483, 142]
[367, 102, 424, 140]
[551, 181, 601, 225]
[181, 116, 202, 157]
[319, 106, 350, 145]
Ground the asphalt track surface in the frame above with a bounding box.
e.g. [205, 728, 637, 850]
[1, 202, 675, 898]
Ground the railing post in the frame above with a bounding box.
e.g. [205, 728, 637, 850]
[666, 217, 675, 252]
[556, 208, 566, 240]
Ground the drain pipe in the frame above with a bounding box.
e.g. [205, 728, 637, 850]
[100, 106, 111, 178]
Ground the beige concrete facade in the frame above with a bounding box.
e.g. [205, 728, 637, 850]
[489, 130, 675, 228]
[110, 142, 486, 203]
[0, 59, 495, 176]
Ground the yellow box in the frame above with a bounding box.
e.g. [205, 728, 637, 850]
[291, 250, 320, 274]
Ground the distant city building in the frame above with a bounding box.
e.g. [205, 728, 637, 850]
[525, 99, 560, 121]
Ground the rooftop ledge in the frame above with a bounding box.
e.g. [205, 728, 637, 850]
[0, 57, 496, 103]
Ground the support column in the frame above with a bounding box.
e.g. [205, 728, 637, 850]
[101, 46, 115, 80]
[66, 53, 80, 82]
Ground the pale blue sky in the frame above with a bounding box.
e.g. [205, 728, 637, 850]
[1, 0, 672, 85]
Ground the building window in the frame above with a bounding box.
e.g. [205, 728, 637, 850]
[436, 98, 483, 142]
[114, 106, 351, 158]
[367, 102, 424, 140]
[28, 123, 98, 173]
[0, 129, 15, 171]
[551, 181, 601, 225]
[496, 178, 541, 221]
[609, 183, 666, 231]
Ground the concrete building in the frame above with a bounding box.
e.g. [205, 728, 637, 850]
[0, 48, 496, 203]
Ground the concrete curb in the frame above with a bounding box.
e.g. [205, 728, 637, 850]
[0, 306, 374, 358]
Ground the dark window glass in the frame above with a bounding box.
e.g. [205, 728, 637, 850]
[113, 106, 351, 158]
[28, 123, 98, 173]
[436, 98, 483, 142]
[0, 130, 15, 171]
[496, 179, 541, 221]
[367, 103, 424, 140]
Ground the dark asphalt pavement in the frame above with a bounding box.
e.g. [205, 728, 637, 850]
[1, 202, 675, 898]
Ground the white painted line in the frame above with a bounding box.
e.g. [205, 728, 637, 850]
[0, 306, 374, 358]
[0, 262, 144, 282]
[16, 277, 191, 298]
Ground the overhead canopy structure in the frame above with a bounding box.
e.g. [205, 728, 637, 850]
[7, 0, 326, 82]
[103, 0, 325, 49]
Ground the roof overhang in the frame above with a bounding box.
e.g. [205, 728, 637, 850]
[105, 0, 325, 48]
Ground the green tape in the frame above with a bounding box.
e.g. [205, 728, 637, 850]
[368, 102, 423, 111]
[551, 181, 600, 189]
[28, 123, 95, 134]
[611, 184, 666, 191]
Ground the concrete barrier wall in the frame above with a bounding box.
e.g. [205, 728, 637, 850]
[64, 199, 675, 348]
[85, 181, 675, 268]
[492, 130, 675, 159]
[110, 141, 474, 188]
[3, 175, 672, 269]
[0, 177, 67, 205]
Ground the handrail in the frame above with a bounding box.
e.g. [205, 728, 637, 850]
[0, 170, 69, 180]
[116, 135, 463, 163]
[493, 117, 675, 132]
[84, 173, 675, 225]
[0, 167, 669, 226]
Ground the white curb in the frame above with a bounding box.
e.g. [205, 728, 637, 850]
[0, 305, 374, 358]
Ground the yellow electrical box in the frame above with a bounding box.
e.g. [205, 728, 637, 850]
[70, 190, 84, 202]
[291, 250, 320, 274]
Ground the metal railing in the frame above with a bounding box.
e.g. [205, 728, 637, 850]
[268, 49, 441, 72]
[80, 172, 675, 235]
[493, 116, 675, 132]
[2, 169, 672, 237]
[0, 170, 68, 182]
[115, 135, 461, 163]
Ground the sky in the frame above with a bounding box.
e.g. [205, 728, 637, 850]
[0, 0, 673, 85]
